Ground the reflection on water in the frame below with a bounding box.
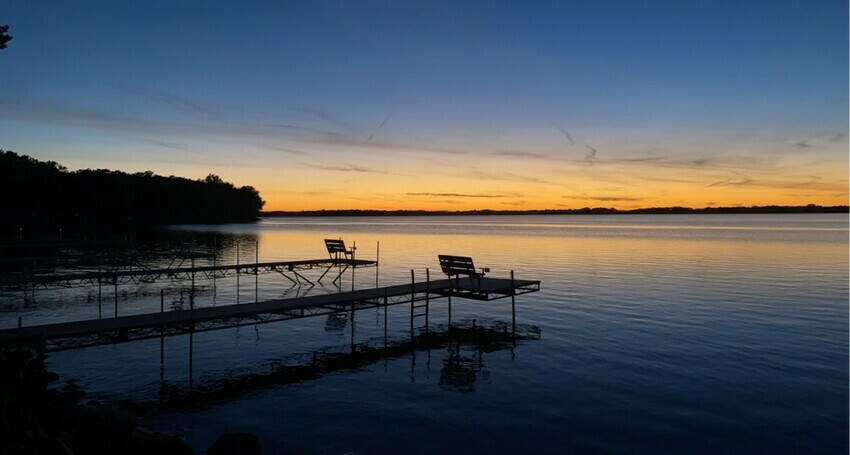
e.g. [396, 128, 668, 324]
[2, 214, 847, 453]
[152, 321, 539, 410]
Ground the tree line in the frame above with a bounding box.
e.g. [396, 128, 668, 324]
[264, 205, 848, 217]
[1, 150, 265, 240]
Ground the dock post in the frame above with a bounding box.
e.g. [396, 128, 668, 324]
[98, 276, 102, 319]
[191, 237, 195, 310]
[447, 294, 452, 328]
[113, 277, 118, 318]
[511, 270, 516, 336]
[410, 269, 415, 340]
[383, 287, 388, 347]
[375, 241, 380, 288]
[425, 268, 430, 333]
[17, 316, 22, 328]
[236, 241, 240, 303]
[160, 289, 165, 392]
[255, 241, 259, 303]
[350, 302, 356, 351]
[351, 240, 356, 292]
[213, 237, 217, 296]
[189, 301, 194, 391]
[30, 259, 36, 304]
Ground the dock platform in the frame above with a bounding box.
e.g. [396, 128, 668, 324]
[0, 276, 540, 352]
[0, 258, 377, 290]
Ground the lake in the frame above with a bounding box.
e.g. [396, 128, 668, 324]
[2, 214, 848, 453]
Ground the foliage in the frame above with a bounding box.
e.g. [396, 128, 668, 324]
[0, 25, 11, 50]
[0, 150, 265, 238]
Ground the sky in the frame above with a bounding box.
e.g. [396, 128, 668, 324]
[1, 0, 847, 211]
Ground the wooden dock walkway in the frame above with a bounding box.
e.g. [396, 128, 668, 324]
[0, 276, 540, 352]
[0, 258, 377, 289]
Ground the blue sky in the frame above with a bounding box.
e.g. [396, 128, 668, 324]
[1, 1, 847, 210]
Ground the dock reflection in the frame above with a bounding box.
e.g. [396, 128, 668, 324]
[155, 321, 541, 409]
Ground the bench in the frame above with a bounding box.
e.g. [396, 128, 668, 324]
[324, 239, 356, 261]
[438, 254, 489, 289]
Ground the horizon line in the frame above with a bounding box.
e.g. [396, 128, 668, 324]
[262, 204, 849, 216]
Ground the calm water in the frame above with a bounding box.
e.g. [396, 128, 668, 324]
[2, 214, 848, 453]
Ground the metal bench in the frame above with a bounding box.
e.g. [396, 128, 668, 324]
[319, 239, 357, 284]
[438, 254, 489, 289]
[324, 239, 356, 261]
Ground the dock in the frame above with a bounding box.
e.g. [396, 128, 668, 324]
[0, 258, 377, 290]
[1, 275, 540, 352]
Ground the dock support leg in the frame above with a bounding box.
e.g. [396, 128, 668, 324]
[159, 289, 165, 400]
[448, 294, 452, 327]
[113, 279, 118, 318]
[511, 270, 516, 337]
[98, 279, 102, 319]
[425, 268, 430, 334]
[409, 269, 415, 341]
[350, 303, 355, 350]
[189, 302, 195, 392]
[383, 288, 388, 347]
[188, 330, 194, 391]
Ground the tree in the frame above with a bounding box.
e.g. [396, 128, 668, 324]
[204, 174, 225, 185]
[0, 25, 11, 50]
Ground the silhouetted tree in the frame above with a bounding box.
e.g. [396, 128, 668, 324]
[0, 150, 266, 240]
[0, 25, 11, 50]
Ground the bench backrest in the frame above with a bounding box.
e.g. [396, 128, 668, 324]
[325, 239, 348, 254]
[438, 255, 477, 277]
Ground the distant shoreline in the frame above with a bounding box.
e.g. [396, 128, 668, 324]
[262, 205, 849, 217]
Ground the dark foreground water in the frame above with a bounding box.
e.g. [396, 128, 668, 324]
[2, 214, 848, 453]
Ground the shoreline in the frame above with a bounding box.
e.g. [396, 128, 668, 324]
[262, 204, 849, 217]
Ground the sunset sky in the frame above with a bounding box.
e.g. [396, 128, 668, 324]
[1, 1, 847, 211]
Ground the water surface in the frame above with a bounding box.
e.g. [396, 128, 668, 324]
[2, 214, 847, 453]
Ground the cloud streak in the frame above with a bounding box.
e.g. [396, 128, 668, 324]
[707, 173, 847, 191]
[406, 192, 516, 198]
[556, 126, 575, 145]
[264, 145, 312, 156]
[293, 106, 353, 128]
[139, 139, 189, 150]
[301, 163, 394, 174]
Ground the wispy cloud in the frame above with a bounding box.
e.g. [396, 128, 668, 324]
[301, 163, 394, 174]
[562, 195, 644, 202]
[293, 106, 353, 128]
[707, 175, 754, 187]
[117, 86, 226, 123]
[139, 139, 188, 150]
[364, 116, 391, 145]
[588, 196, 642, 202]
[264, 145, 311, 156]
[707, 173, 847, 191]
[466, 169, 556, 185]
[262, 123, 343, 137]
[1, 99, 167, 132]
[490, 150, 553, 160]
[406, 192, 516, 198]
[556, 125, 575, 145]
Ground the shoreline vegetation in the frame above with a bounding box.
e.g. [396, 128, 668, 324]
[263, 205, 848, 217]
[1, 151, 265, 241]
